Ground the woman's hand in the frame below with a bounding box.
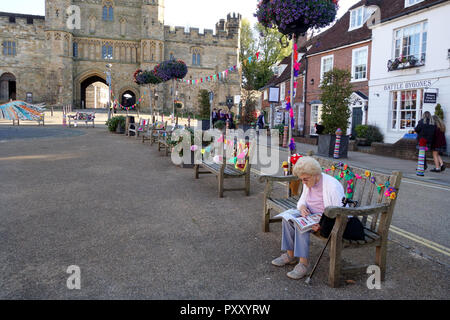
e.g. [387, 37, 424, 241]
[300, 205, 310, 218]
[311, 224, 320, 232]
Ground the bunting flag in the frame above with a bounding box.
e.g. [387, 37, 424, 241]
[110, 89, 144, 111]
[177, 52, 259, 86]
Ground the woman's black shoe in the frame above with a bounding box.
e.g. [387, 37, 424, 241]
[441, 164, 446, 172]
[430, 168, 441, 172]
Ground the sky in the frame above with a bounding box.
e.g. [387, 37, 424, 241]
[0, 0, 360, 32]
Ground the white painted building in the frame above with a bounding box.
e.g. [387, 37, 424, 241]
[368, 0, 450, 152]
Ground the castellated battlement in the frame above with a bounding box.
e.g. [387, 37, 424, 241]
[0, 12, 46, 32]
[164, 13, 241, 45]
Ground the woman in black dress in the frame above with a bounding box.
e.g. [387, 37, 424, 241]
[430, 115, 447, 172]
[414, 111, 436, 170]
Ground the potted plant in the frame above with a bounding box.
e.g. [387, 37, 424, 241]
[273, 124, 285, 146]
[197, 89, 211, 131]
[317, 68, 353, 158]
[435, 103, 444, 120]
[255, 0, 339, 37]
[106, 115, 126, 134]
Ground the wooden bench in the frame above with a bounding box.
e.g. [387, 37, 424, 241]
[128, 118, 150, 139]
[68, 112, 95, 128]
[157, 124, 183, 156]
[194, 138, 254, 198]
[259, 154, 402, 287]
[12, 112, 45, 126]
[142, 121, 167, 144]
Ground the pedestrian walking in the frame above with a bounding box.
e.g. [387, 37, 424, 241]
[414, 111, 436, 171]
[257, 112, 265, 130]
[212, 108, 218, 126]
[226, 112, 235, 129]
[430, 115, 447, 172]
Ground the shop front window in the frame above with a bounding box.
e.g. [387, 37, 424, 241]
[391, 89, 423, 130]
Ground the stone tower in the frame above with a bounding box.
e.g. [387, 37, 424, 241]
[45, 0, 74, 105]
[140, 0, 165, 107]
[225, 13, 242, 38]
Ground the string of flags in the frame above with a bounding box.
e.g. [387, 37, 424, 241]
[110, 89, 145, 111]
[177, 52, 261, 86]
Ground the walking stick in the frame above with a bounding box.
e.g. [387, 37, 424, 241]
[305, 198, 358, 285]
[305, 232, 331, 285]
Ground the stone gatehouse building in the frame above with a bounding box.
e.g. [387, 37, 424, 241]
[0, 0, 242, 113]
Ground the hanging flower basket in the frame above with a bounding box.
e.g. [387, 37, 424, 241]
[154, 59, 188, 82]
[255, 0, 339, 37]
[133, 69, 162, 85]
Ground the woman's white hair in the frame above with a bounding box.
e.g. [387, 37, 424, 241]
[293, 156, 322, 177]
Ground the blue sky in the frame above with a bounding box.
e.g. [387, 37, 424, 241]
[0, 0, 359, 31]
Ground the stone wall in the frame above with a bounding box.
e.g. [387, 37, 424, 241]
[0, 1, 241, 111]
[0, 14, 49, 103]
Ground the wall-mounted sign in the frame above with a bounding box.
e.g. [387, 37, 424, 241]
[384, 80, 432, 91]
[423, 92, 437, 104]
[268, 87, 280, 103]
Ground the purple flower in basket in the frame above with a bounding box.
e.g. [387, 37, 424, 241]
[255, 0, 338, 36]
[154, 59, 188, 81]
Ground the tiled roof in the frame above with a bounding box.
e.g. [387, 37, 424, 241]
[305, 0, 371, 56]
[353, 0, 448, 23]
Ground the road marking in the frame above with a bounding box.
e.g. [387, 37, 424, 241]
[402, 178, 450, 191]
[252, 168, 450, 257]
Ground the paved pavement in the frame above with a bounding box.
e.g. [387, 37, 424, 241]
[0, 125, 448, 299]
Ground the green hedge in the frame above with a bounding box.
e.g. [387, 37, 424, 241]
[355, 125, 384, 145]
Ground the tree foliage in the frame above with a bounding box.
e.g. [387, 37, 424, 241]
[319, 68, 354, 135]
[240, 19, 291, 91]
[198, 89, 211, 120]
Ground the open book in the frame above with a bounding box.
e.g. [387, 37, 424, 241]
[274, 209, 322, 234]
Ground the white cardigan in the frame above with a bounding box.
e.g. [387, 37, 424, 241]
[297, 173, 345, 211]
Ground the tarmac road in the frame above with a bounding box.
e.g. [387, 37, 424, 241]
[0, 126, 448, 299]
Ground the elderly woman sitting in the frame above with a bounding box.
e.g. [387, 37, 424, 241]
[272, 156, 345, 280]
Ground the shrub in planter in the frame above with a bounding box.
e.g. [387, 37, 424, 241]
[435, 104, 444, 120]
[317, 68, 353, 158]
[214, 120, 226, 130]
[106, 116, 126, 133]
[355, 125, 384, 146]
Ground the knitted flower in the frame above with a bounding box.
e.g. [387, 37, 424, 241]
[365, 171, 371, 177]
[390, 192, 397, 200]
[370, 177, 376, 184]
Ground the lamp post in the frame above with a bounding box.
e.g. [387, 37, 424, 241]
[153, 89, 158, 123]
[105, 54, 113, 121]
